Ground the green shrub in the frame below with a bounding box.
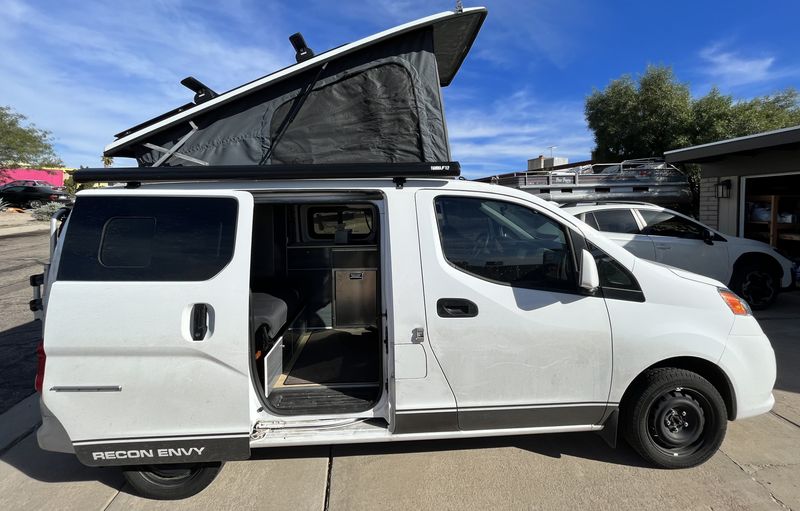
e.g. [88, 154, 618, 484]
[31, 202, 65, 221]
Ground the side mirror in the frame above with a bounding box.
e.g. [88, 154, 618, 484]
[580, 249, 600, 291]
[702, 228, 714, 245]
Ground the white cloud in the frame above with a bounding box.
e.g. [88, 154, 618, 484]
[445, 89, 592, 178]
[699, 43, 778, 88]
[0, 0, 292, 168]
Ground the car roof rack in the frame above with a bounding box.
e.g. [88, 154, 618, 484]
[559, 200, 658, 208]
[72, 161, 461, 186]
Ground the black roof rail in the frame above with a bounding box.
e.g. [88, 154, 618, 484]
[559, 200, 658, 208]
[73, 161, 461, 184]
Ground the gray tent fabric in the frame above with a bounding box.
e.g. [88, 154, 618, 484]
[132, 28, 450, 167]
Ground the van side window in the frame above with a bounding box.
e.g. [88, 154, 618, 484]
[100, 217, 156, 267]
[306, 206, 374, 240]
[434, 196, 576, 291]
[59, 197, 237, 281]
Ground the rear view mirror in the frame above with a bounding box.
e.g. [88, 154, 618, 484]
[580, 249, 600, 291]
[702, 228, 714, 245]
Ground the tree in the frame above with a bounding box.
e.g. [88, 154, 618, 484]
[0, 106, 62, 168]
[585, 66, 800, 161]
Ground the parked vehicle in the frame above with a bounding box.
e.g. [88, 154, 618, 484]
[31, 8, 775, 500]
[563, 202, 795, 309]
[477, 158, 691, 208]
[31, 169, 776, 498]
[0, 185, 70, 209]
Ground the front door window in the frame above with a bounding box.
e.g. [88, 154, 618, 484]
[434, 196, 576, 292]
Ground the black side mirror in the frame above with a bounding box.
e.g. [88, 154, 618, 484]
[702, 228, 714, 245]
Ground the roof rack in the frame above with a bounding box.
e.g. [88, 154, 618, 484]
[73, 161, 461, 185]
[559, 200, 658, 207]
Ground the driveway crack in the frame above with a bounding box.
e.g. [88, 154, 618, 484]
[720, 449, 791, 510]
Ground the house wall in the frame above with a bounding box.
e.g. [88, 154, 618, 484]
[698, 177, 719, 229]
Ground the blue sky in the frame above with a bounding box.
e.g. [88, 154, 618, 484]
[2, 0, 799, 178]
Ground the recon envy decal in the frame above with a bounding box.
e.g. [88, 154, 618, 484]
[74, 436, 250, 467]
[91, 447, 205, 461]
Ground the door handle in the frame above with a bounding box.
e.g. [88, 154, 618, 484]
[437, 298, 479, 318]
[191, 303, 209, 341]
[655, 244, 671, 250]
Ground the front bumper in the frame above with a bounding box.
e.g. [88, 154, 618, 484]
[719, 316, 777, 420]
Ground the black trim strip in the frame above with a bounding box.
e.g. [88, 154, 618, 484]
[394, 404, 613, 434]
[73, 162, 461, 184]
[459, 404, 607, 430]
[394, 410, 459, 434]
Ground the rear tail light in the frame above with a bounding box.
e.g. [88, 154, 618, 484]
[718, 288, 751, 316]
[35, 341, 46, 393]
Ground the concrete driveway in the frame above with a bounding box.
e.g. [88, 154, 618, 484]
[1, 231, 798, 510]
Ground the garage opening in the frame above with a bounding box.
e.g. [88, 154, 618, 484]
[743, 174, 800, 261]
[249, 198, 384, 415]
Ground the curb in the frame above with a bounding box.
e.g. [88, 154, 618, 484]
[0, 393, 41, 455]
[0, 224, 50, 238]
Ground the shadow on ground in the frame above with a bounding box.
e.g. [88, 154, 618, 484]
[0, 320, 40, 415]
[254, 430, 652, 468]
[1, 434, 123, 490]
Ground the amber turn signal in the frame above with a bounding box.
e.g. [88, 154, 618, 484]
[718, 289, 751, 316]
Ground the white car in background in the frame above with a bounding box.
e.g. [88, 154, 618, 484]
[564, 202, 795, 309]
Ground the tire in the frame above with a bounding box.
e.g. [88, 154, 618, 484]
[27, 200, 43, 209]
[121, 462, 223, 500]
[731, 263, 779, 310]
[622, 368, 727, 469]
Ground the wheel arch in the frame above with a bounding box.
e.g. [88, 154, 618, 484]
[730, 252, 783, 286]
[619, 356, 736, 421]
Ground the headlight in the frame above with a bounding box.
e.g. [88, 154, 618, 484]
[718, 288, 751, 316]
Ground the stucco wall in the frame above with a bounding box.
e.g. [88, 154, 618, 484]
[0, 168, 65, 187]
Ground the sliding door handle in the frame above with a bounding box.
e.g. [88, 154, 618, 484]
[437, 298, 479, 318]
[191, 303, 209, 341]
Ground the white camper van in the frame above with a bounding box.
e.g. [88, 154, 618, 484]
[31, 8, 775, 500]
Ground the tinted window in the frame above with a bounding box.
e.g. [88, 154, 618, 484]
[591, 209, 640, 234]
[639, 210, 704, 239]
[588, 244, 644, 301]
[100, 217, 156, 267]
[435, 196, 576, 291]
[59, 196, 237, 281]
[307, 206, 374, 240]
[582, 213, 600, 230]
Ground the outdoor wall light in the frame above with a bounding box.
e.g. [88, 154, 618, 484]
[716, 179, 732, 199]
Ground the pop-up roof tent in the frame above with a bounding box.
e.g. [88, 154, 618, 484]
[102, 8, 486, 174]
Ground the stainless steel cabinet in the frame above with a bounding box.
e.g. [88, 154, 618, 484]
[334, 270, 377, 327]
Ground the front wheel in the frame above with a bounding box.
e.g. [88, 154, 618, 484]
[623, 368, 727, 469]
[122, 462, 223, 500]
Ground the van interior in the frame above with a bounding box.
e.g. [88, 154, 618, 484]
[249, 197, 383, 416]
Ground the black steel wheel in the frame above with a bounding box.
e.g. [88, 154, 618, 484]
[732, 264, 779, 310]
[623, 368, 727, 469]
[122, 462, 223, 500]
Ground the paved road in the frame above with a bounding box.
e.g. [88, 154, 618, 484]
[0, 231, 798, 510]
[0, 231, 48, 414]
